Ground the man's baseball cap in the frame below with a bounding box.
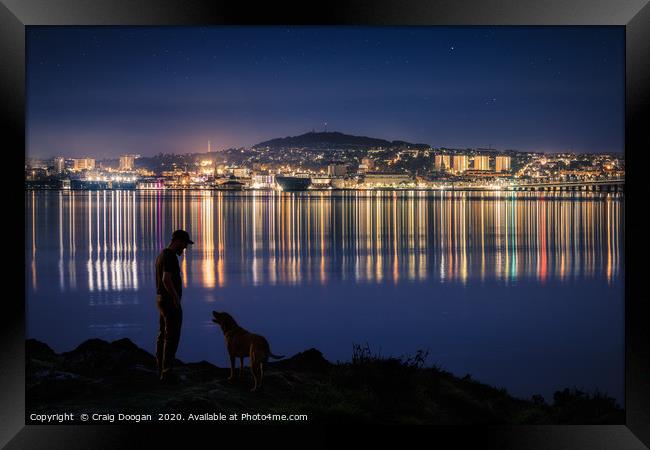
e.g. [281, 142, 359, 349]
[171, 229, 194, 244]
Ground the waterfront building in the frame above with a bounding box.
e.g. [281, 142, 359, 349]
[136, 180, 166, 190]
[310, 175, 332, 188]
[452, 155, 468, 173]
[53, 156, 65, 173]
[251, 174, 275, 189]
[495, 156, 512, 172]
[434, 154, 451, 171]
[119, 155, 135, 171]
[464, 170, 504, 178]
[328, 164, 348, 177]
[473, 155, 490, 171]
[363, 172, 413, 187]
[72, 158, 95, 171]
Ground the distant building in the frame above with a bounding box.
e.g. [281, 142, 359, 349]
[119, 155, 135, 171]
[327, 164, 348, 177]
[363, 172, 412, 187]
[26, 167, 48, 180]
[331, 178, 353, 189]
[434, 154, 451, 171]
[233, 167, 250, 178]
[251, 174, 275, 189]
[137, 180, 166, 190]
[53, 156, 65, 174]
[358, 158, 374, 173]
[399, 149, 419, 158]
[452, 155, 468, 173]
[27, 159, 46, 169]
[473, 155, 490, 171]
[310, 175, 332, 188]
[463, 170, 504, 178]
[72, 158, 95, 171]
[495, 156, 512, 172]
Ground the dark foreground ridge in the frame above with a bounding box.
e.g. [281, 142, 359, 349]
[26, 338, 623, 425]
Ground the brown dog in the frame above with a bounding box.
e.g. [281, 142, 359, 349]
[211, 311, 284, 392]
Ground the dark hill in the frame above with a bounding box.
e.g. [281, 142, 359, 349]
[254, 131, 429, 150]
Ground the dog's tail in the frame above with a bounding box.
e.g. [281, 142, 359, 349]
[268, 352, 285, 360]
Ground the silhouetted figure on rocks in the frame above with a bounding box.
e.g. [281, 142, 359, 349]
[155, 229, 193, 383]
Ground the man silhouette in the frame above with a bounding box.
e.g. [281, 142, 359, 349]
[155, 229, 193, 383]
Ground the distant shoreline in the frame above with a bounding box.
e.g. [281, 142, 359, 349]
[24, 185, 625, 193]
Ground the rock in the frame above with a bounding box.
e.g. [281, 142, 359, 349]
[27, 371, 92, 403]
[26, 339, 57, 361]
[269, 348, 331, 373]
[61, 338, 156, 376]
[108, 365, 160, 389]
[183, 361, 228, 382]
[26, 339, 66, 389]
[259, 371, 298, 391]
[111, 338, 159, 364]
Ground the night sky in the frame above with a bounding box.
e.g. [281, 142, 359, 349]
[27, 26, 624, 159]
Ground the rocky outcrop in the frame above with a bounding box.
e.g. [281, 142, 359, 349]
[26, 338, 624, 425]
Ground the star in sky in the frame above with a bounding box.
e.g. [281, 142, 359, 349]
[26, 26, 624, 157]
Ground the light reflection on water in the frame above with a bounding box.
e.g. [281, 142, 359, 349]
[25, 190, 624, 403]
[27, 190, 623, 293]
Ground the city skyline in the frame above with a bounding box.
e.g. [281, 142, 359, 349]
[27, 26, 624, 159]
[25, 131, 625, 163]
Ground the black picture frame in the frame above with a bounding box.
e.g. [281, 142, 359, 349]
[2, 0, 648, 447]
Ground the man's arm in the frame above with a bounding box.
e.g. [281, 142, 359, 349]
[162, 271, 181, 308]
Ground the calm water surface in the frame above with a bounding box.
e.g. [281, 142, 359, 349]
[25, 190, 624, 403]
